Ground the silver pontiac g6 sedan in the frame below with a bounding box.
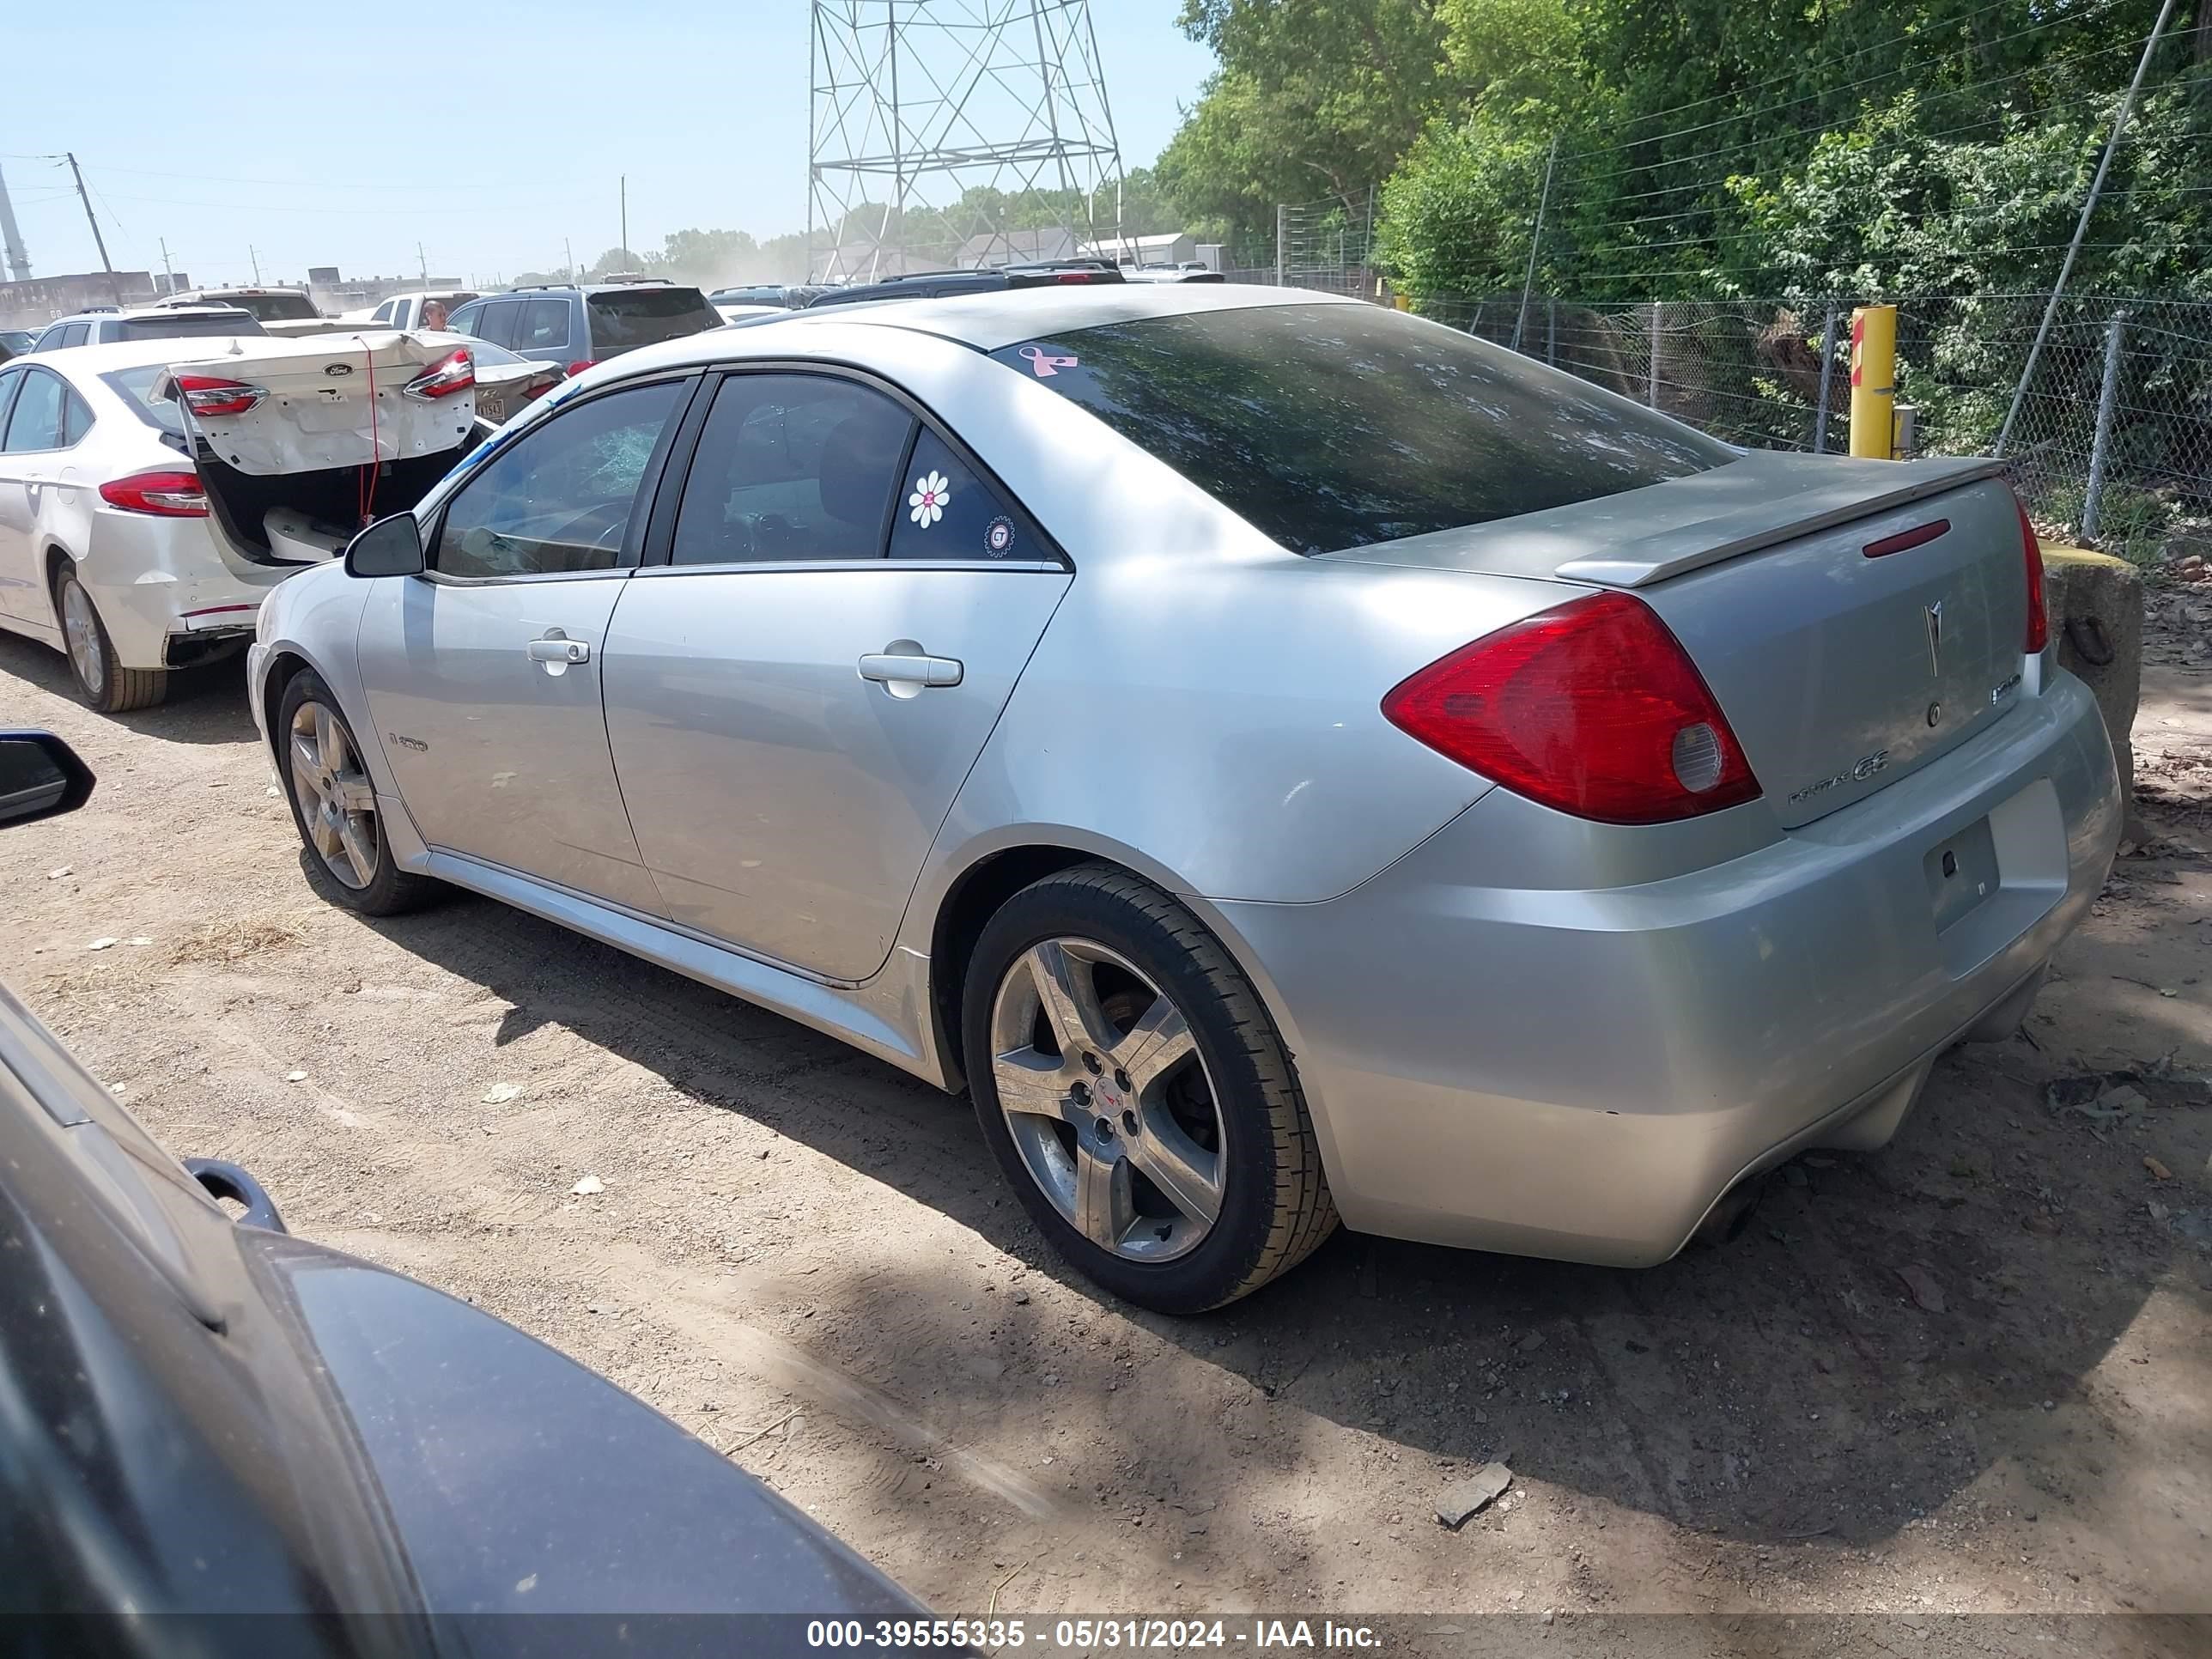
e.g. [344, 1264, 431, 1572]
[250, 285, 2120, 1313]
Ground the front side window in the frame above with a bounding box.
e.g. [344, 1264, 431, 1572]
[991, 301, 1738, 556]
[431, 380, 684, 579]
[2, 368, 66, 452]
[669, 374, 913, 565]
[886, 429, 1027, 562]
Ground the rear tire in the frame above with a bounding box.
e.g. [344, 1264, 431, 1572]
[55, 567, 167, 713]
[276, 669, 439, 917]
[963, 863, 1337, 1313]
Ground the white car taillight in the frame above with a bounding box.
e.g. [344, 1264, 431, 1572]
[174, 375, 267, 417]
[403, 349, 475, 401]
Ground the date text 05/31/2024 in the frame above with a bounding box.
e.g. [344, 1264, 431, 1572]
[805, 1620, 1383, 1651]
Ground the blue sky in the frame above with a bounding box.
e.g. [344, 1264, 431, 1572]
[2, 2, 1215, 288]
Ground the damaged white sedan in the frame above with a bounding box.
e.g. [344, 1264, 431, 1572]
[0, 331, 555, 710]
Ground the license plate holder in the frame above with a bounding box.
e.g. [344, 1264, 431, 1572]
[1924, 817, 1999, 933]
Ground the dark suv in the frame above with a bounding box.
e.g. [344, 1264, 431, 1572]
[449, 281, 723, 374]
[803, 259, 1126, 310]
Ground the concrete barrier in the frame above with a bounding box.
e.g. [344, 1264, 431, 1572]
[2041, 544, 2146, 842]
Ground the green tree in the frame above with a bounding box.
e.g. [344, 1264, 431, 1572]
[1158, 0, 1461, 228]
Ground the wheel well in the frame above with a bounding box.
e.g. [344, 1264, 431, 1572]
[43, 546, 72, 618]
[258, 651, 313, 766]
[929, 845, 1098, 1091]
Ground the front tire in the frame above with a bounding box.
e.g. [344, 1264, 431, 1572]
[276, 669, 438, 916]
[963, 864, 1337, 1313]
[55, 567, 166, 713]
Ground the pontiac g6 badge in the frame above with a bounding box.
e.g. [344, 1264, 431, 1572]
[1789, 748, 1891, 806]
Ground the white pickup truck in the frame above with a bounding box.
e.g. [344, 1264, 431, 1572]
[339, 290, 482, 331]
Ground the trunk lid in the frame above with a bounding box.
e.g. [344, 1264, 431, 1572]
[1322, 453, 2034, 826]
[159, 331, 488, 475]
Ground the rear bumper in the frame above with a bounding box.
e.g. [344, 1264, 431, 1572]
[1206, 671, 2122, 1267]
[76, 514, 291, 672]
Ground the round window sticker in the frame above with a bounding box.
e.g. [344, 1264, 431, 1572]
[984, 515, 1017, 557]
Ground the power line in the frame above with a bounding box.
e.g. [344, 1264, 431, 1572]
[1571, 13, 2164, 187]
[1610, 0, 2131, 138]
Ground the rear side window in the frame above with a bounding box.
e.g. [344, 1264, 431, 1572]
[887, 429, 1026, 562]
[990, 302, 1737, 555]
[670, 374, 913, 565]
[585, 288, 720, 354]
[100, 367, 187, 441]
[518, 298, 572, 351]
[58, 387, 93, 446]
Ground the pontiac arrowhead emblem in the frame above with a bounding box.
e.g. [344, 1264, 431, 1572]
[1923, 600, 1944, 676]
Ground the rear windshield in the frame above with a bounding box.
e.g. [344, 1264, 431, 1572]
[989, 302, 1737, 555]
[100, 366, 186, 441]
[215, 293, 319, 321]
[586, 288, 721, 352]
[118, 313, 270, 341]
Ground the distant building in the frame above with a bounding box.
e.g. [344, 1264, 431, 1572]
[1081, 230, 1201, 268]
[0, 270, 158, 330]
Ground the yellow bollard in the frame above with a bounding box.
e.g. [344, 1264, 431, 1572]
[1849, 304, 1898, 459]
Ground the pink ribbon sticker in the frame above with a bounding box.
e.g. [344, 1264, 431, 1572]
[1020, 344, 1079, 378]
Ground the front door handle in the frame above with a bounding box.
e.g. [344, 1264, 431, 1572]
[526, 633, 591, 665]
[858, 651, 962, 689]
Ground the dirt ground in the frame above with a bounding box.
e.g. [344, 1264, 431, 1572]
[3, 615, 2209, 1650]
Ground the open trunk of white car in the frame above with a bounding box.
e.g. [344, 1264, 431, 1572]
[158, 332, 538, 565]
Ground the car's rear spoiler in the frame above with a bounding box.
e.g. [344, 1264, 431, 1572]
[1554, 456, 2008, 588]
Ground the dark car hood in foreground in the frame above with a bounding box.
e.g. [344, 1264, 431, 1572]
[0, 976, 927, 1653]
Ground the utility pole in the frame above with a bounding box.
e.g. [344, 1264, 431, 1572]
[249, 245, 262, 283]
[619, 175, 629, 259]
[64, 152, 118, 304]
[416, 241, 428, 283]
[0, 160, 31, 283]
[158, 236, 175, 295]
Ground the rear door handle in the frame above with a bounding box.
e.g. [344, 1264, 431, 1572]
[526, 635, 591, 664]
[858, 652, 962, 688]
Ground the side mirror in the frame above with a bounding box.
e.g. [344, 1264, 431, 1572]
[344, 511, 426, 579]
[0, 730, 95, 827]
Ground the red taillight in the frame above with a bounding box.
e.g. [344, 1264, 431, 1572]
[402, 348, 475, 401]
[565, 360, 595, 377]
[1381, 591, 1760, 825]
[174, 374, 265, 417]
[1054, 272, 1096, 283]
[2015, 495, 2049, 653]
[100, 469, 209, 517]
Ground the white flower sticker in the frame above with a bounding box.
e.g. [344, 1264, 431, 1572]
[908, 470, 951, 527]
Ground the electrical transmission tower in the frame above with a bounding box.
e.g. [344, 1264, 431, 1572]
[808, 1, 1126, 283]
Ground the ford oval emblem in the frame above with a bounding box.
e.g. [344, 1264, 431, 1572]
[324, 362, 354, 378]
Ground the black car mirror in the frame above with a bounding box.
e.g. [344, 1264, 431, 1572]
[345, 512, 426, 578]
[0, 730, 94, 827]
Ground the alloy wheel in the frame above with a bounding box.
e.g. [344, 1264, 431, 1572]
[289, 700, 380, 890]
[60, 580, 106, 700]
[989, 938, 1226, 1262]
